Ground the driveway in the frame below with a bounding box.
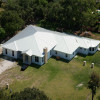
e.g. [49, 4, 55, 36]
[0, 45, 17, 74]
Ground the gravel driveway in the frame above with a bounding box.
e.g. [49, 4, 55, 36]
[0, 60, 16, 74]
[0, 45, 17, 74]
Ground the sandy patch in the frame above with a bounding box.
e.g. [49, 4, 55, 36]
[0, 60, 17, 74]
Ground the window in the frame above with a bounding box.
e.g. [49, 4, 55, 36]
[55, 51, 57, 55]
[89, 48, 91, 51]
[73, 52, 74, 55]
[50, 50, 52, 55]
[12, 51, 14, 56]
[66, 54, 68, 57]
[35, 56, 39, 62]
[42, 57, 44, 62]
[84, 49, 86, 51]
[92, 48, 94, 51]
[5, 49, 7, 54]
[80, 47, 82, 49]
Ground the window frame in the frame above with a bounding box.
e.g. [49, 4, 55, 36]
[35, 56, 39, 62]
[42, 57, 44, 62]
[5, 49, 7, 54]
[55, 51, 57, 55]
[66, 54, 68, 57]
[84, 49, 86, 51]
[92, 48, 94, 51]
[12, 51, 14, 56]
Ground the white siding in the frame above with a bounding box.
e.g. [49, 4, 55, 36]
[89, 45, 99, 54]
[78, 47, 88, 55]
[3, 48, 18, 59]
[32, 55, 43, 65]
[52, 50, 71, 60]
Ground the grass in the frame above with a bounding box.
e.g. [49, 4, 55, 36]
[0, 52, 100, 100]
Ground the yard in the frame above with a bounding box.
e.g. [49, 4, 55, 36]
[0, 51, 100, 100]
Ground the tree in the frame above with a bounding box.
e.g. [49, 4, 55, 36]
[88, 72, 100, 100]
[0, 88, 8, 100]
[0, 87, 50, 100]
[9, 87, 50, 100]
[0, 10, 24, 35]
[0, 27, 6, 42]
[98, 96, 100, 100]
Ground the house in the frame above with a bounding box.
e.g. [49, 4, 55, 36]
[2, 25, 100, 65]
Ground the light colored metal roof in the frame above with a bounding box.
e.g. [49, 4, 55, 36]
[2, 25, 100, 56]
[53, 33, 79, 54]
[22, 49, 33, 56]
[3, 25, 57, 57]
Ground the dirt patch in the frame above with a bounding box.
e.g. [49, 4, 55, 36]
[0, 78, 13, 87]
[0, 59, 17, 74]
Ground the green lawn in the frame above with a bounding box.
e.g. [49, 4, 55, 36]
[0, 52, 100, 100]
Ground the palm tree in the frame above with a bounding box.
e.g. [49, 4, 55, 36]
[88, 72, 100, 100]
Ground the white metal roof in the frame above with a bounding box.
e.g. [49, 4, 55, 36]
[2, 25, 100, 56]
[22, 49, 33, 56]
[53, 32, 79, 54]
[3, 25, 57, 57]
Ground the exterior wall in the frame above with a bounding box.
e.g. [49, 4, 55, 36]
[78, 47, 88, 55]
[32, 55, 43, 65]
[69, 48, 78, 60]
[47, 50, 52, 59]
[52, 50, 71, 60]
[3, 48, 18, 59]
[89, 45, 99, 54]
[2, 44, 100, 66]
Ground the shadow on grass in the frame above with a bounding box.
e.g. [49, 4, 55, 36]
[51, 56, 70, 63]
[77, 53, 95, 58]
[77, 53, 87, 57]
[30, 63, 41, 69]
[17, 59, 41, 70]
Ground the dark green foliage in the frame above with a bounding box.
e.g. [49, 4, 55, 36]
[0, 88, 8, 100]
[9, 87, 50, 100]
[98, 96, 100, 100]
[1, 10, 24, 35]
[0, 27, 5, 42]
[0, 87, 50, 100]
[88, 72, 100, 100]
[0, 0, 99, 43]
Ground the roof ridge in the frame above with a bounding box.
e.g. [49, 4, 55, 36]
[14, 41, 18, 51]
[82, 38, 88, 48]
[63, 36, 71, 54]
[33, 33, 42, 56]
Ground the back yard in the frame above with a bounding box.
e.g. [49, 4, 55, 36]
[0, 51, 100, 100]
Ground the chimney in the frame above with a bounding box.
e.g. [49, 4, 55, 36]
[44, 47, 48, 64]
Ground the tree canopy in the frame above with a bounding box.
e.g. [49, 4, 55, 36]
[0, 87, 50, 100]
[0, 0, 99, 42]
[88, 72, 100, 100]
